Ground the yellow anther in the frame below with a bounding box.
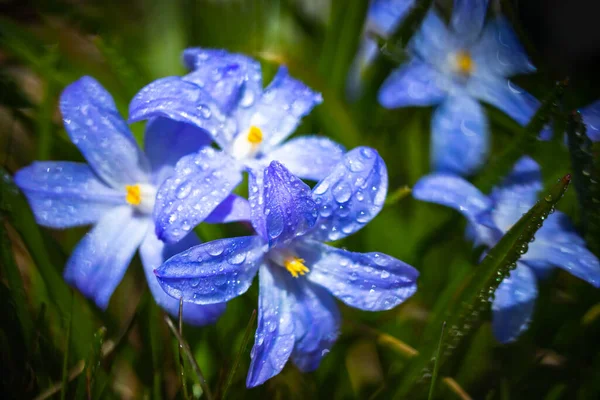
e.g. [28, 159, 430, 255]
[125, 184, 142, 206]
[455, 50, 474, 75]
[284, 258, 309, 278]
[247, 125, 263, 145]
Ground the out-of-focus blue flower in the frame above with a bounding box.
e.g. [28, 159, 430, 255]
[579, 100, 600, 141]
[128, 48, 345, 244]
[347, 0, 415, 98]
[413, 157, 600, 343]
[14, 76, 250, 324]
[378, 0, 543, 175]
[154, 147, 419, 386]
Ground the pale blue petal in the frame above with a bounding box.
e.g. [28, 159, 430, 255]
[60, 76, 150, 188]
[247, 66, 322, 152]
[155, 236, 266, 305]
[247, 264, 295, 387]
[523, 212, 600, 287]
[412, 173, 492, 223]
[469, 78, 540, 126]
[410, 10, 454, 66]
[471, 16, 535, 78]
[289, 279, 340, 372]
[309, 147, 387, 242]
[492, 262, 538, 343]
[261, 162, 318, 247]
[299, 241, 418, 311]
[182, 48, 263, 115]
[139, 227, 226, 326]
[265, 136, 346, 181]
[14, 161, 125, 228]
[204, 194, 251, 224]
[490, 156, 541, 232]
[431, 94, 489, 175]
[369, 0, 415, 36]
[450, 0, 489, 45]
[128, 77, 236, 149]
[378, 60, 448, 108]
[248, 167, 267, 240]
[64, 206, 148, 309]
[153, 147, 243, 243]
[580, 100, 600, 141]
[144, 117, 213, 185]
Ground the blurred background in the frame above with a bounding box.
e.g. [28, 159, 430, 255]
[1, 0, 600, 399]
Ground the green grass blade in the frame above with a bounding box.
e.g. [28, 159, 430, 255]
[427, 321, 446, 400]
[566, 111, 600, 256]
[395, 173, 572, 398]
[60, 294, 74, 400]
[221, 309, 257, 400]
[178, 299, 190, 400]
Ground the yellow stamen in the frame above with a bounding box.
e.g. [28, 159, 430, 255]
[247, 125, 263, 145]
[455, 51, 474, 75]
[284, 258, 309, 278]
[125, 184, 142, 206]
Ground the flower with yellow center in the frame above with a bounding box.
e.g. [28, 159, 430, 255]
[455, 50, 474, 76]
[283, 257, 310, 278]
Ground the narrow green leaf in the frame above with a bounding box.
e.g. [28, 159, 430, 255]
[164, 315, 213, 400]
[474, 79, 568, 193]
[86, 327, 107, 399]
[385, 186, 412, 207]
[221, 309, 257, 400]
[566, 111, 600, 256]
[36, 58, 59, 160]
[427, 322, 446, 400]
[395, 173, 572, 398]
[60, 294, 74, 400]
[178, 299, 190, 400]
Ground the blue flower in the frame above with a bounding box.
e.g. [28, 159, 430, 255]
[413, 157, 600, 343]
[128, 48, 346, 244]
[14, 77, 249, 325]
[378, 0, 542, 175]
[579, 100, 600, 142]
[154, 147, 419, 386]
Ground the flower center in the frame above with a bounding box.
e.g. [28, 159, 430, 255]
[230, 125, 264, 160]
[455, 50, 474, 75]
[284, 257, 309, 278]
[125, 183, 156, 214]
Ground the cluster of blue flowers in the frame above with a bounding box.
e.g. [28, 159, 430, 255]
[13, 0, 600, 388]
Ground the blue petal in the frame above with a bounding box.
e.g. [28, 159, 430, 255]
[14, 161, 125, 228]
[265, 136, 345, 181]
[378, 60, 448, 108]
[144, 117, 213, 185]
[489, 156, 542, 232]
[153, 147, 243, 243]
[139, 227, 226, 326]
[246, 66, 322, 152]
[369, 0, 415, 36]
[410, 10, 454, 67]
[60, 76, 150, 188]
[431, 94, 489, 175]
[450, 0, 489, 45]
[471, 16, 535, 78]
[308, 147, 387, 242]
[261, 161, 318, 247]
[128, 77, 236, 149]
[523, 212, 600, 287]
[182, 48, 263, 115]
[580, 100, 600, 142]
[469, 78, 540, 126]
[492, 262, 538, 343]
[289, 279, 340, 372]
[64, 206, 148, 309]
[298, 240, 419, 311]
[155, 236, 266, 305]
[248, 167, 267, 240]
[247, 264, 295, 387]
[204, 194, 251, 224]
[412, 173, 492, 223]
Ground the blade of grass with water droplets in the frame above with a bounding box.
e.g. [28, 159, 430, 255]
[475, 79, 568, 193]
[221, 309, 257, 400]
[394, 174, 571, 398]
[566, 111, 600, 256]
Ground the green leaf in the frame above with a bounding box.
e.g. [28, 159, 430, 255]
[427, 321, 446, 400]
[566, 111, 600, 256]
[474, 79, 568, 193]
[394, 173, 572, 398]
